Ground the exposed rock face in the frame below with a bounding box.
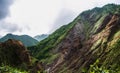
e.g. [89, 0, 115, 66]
[49, 12, 120, 73]
[0, 39, 31, 66]
[49, 21, 85, 72]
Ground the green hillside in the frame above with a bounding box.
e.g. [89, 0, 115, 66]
[0, 33, 38, 47]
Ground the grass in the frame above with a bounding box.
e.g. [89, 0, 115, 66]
[91, 14, 107, 34]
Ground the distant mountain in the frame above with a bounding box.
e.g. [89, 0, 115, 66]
[0, 33, 38, 47]
[34, 34, 48, 41]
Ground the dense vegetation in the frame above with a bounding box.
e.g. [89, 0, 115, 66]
[0, 45, 23, 66]
[0, 65, 27, 73]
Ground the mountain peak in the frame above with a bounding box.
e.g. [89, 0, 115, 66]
[6, 33, 13, 36]
[103, 3, 117, 7]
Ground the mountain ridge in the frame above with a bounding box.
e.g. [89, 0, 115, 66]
[0, 33, 38, 47]
[28, 4, 120, 73]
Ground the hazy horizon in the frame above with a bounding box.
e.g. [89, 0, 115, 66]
[0, 0, 120, 37]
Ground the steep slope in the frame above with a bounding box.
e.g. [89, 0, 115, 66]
[29, 4, 120, 73]
[48, 4, 120, 73]
[34, 34, 48, 41]
[28, 17, 79, 65]
[0, 33, 38, 47]
[50, 14, 120, 73]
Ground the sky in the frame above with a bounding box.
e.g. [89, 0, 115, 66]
[0, 0, 120, 37]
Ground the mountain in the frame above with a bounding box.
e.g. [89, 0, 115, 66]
[29, 4, 120, 73]
[0, 33, 38, 47]
[34, 34, 48, 41]
[0, 4, 120, 73]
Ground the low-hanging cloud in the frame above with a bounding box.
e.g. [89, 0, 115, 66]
[0, 20, 31, 37]
[0, 21, 22, 32]
[0, 0, 13, 19]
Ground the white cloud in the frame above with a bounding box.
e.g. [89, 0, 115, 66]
[49, 8, 76, 33]
[1, 0, 120, 37]
[0, 20, 30, 36]
[64, 0, 120, 14]
[4, 0, 63, 36]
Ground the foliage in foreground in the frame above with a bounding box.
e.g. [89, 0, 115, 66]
[0, 65, 27, 73]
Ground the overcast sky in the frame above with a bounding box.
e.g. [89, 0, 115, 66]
[0, 0, 120, 37]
